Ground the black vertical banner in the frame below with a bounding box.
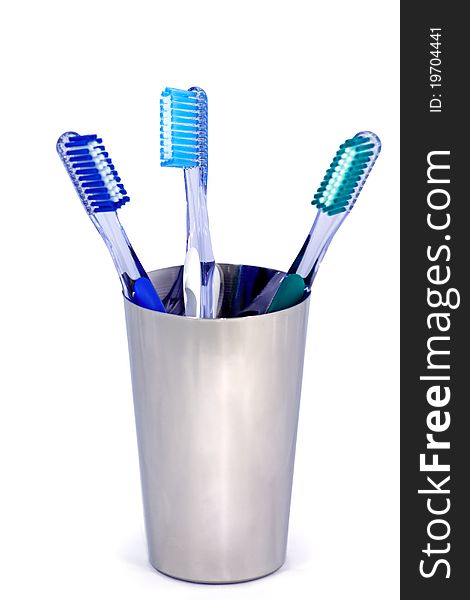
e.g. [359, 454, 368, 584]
[401, 3, 468, 599]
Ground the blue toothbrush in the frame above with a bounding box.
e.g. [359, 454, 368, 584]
[57, 132, 165, 312]
[160, 86, 219, 318]
[238, 131, 381, 315]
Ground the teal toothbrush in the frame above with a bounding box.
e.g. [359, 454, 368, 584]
[238, 131, 381, 316]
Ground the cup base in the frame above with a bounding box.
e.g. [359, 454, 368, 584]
[150, 560, 285, 585]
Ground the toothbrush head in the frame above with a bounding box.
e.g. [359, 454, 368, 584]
[57, 132, 130, 214]
[160, 87, 208, 176]
[312, 131, 381, 216]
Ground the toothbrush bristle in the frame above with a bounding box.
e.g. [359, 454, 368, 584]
[312, 131, 381, 216]
[160, 87, 208, 173]
[56, 132, 130, 213]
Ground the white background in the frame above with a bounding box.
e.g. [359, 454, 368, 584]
[0, 1, 399, 598]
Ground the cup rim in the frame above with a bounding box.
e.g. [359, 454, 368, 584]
[124, 263, 311, 321]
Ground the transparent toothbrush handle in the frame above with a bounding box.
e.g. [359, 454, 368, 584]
[254, 211, 348, 315]
[184, 167, 217, 318]
[290, 210, 347, 288]
[92, 211, 165, 312]
[235, 271, 286, 316]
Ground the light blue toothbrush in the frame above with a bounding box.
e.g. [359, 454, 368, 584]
[57, 132, 165, 312]
[160, 86, 219, 318]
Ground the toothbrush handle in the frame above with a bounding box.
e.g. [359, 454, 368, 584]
[92, 211, 165, 312]
[267, 211, 347, 313]
[235, 211, 347, 316]
[184, 167, 217, 318]
[289, 210, 347, 288]
[235, 271, 286, 316]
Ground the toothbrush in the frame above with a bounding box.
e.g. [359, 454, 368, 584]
[238, 131, 381, 316]
[160, 86, 219, 318]
[57, 132, 166, 312]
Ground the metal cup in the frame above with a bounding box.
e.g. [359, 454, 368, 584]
[124, 264, 310, 583]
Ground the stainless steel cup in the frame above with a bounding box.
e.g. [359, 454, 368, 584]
[124, 264, 310, 583]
